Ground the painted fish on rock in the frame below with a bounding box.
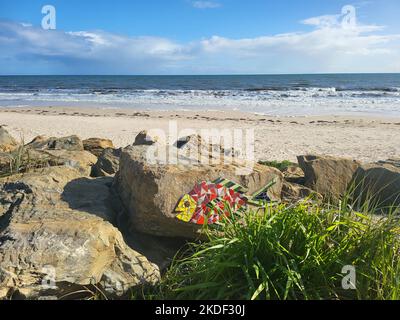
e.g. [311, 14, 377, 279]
[174, 177, 276, 225]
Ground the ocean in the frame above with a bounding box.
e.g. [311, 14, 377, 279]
[0, 74, 400, 116]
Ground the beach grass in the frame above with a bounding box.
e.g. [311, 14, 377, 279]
[258, 160, 296, 171]
[0, 141, 62, 178]
[141, 200, 400, 300]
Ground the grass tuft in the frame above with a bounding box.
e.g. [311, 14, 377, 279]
[258, 160, 296, 171]
[147, 201, 400, 300]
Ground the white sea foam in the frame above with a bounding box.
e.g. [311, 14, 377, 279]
[0, 87, 399, 116]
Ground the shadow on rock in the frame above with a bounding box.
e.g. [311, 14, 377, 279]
[62, 176, 186, 272]
[61, 176, 116, 223]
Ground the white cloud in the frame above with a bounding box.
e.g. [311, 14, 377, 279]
[1, 6, 400, 74]
[192, 1, 221, 9]
[302, 15, 342, 28]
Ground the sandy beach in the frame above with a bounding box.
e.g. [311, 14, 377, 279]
[1, 106, 400, 163]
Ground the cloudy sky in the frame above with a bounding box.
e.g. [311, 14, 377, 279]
[0, 0, 400, 74]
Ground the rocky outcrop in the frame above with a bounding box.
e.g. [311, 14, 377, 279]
[26, 135, 84, 151]
[0, 126, 18, 153]
[91, 148, 122, 177]
[113, 145, 283, 239]
[297, 155, 360, 201]
[0, 166, 160, 299]
[83, 138, 114, 157]
[352, 160, 400, 211]
[281, 181, 322, 203]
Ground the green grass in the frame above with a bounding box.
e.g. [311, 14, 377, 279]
[0, 143, 61, 178]
[258, 160, 296, 171]
[0, 145, 25, 178]
[145, 201, 400, 300]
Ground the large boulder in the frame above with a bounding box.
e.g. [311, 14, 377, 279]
[83, 138, 114, 157]
[91, 148, 121, 177]
[352, 160, 400, 211]
[0, 166, 160, 299]
[0, 126, 18, 153]
[26, 135, 84, 151]
[297, 155, 360, 201]
[113, 145, 283, 238]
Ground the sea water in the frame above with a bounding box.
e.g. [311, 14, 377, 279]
[0, 74, 399, 116]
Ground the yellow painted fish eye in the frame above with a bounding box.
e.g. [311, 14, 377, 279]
[175, 194, 196, 223]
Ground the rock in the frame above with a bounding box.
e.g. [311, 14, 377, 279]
[281, 181, 322, 203]
[133, 130, 165, 146]
[45, 149, 97, 176]
[297, 155, 360, 201]
[91, 148, 122, 177]
[26, 135, 47, 146]
[1, 148, 64, 177]
[113, 145, 283, 238]
[83, 138, 114, 157]
[27, 135, 84, 151]
[175, 134, 221, 159]
[1, 148, 96, 177]
[0, 166, 160, 299]
[282, 165, 304, 184]
[0, 126, 18, 153]
[352, 161, 400, 211]
[0, 152, 12, 174]
[377, 158, 400, 168]
[175, 134, 240, 160]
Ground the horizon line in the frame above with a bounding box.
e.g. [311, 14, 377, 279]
[1, 72, 400, 77]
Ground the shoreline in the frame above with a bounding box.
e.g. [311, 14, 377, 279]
[1, 106, 400, 163]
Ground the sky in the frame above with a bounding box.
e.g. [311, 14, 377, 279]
[0, 0, 400, 75]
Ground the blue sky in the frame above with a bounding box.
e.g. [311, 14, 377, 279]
[1, 0, 400, 74]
